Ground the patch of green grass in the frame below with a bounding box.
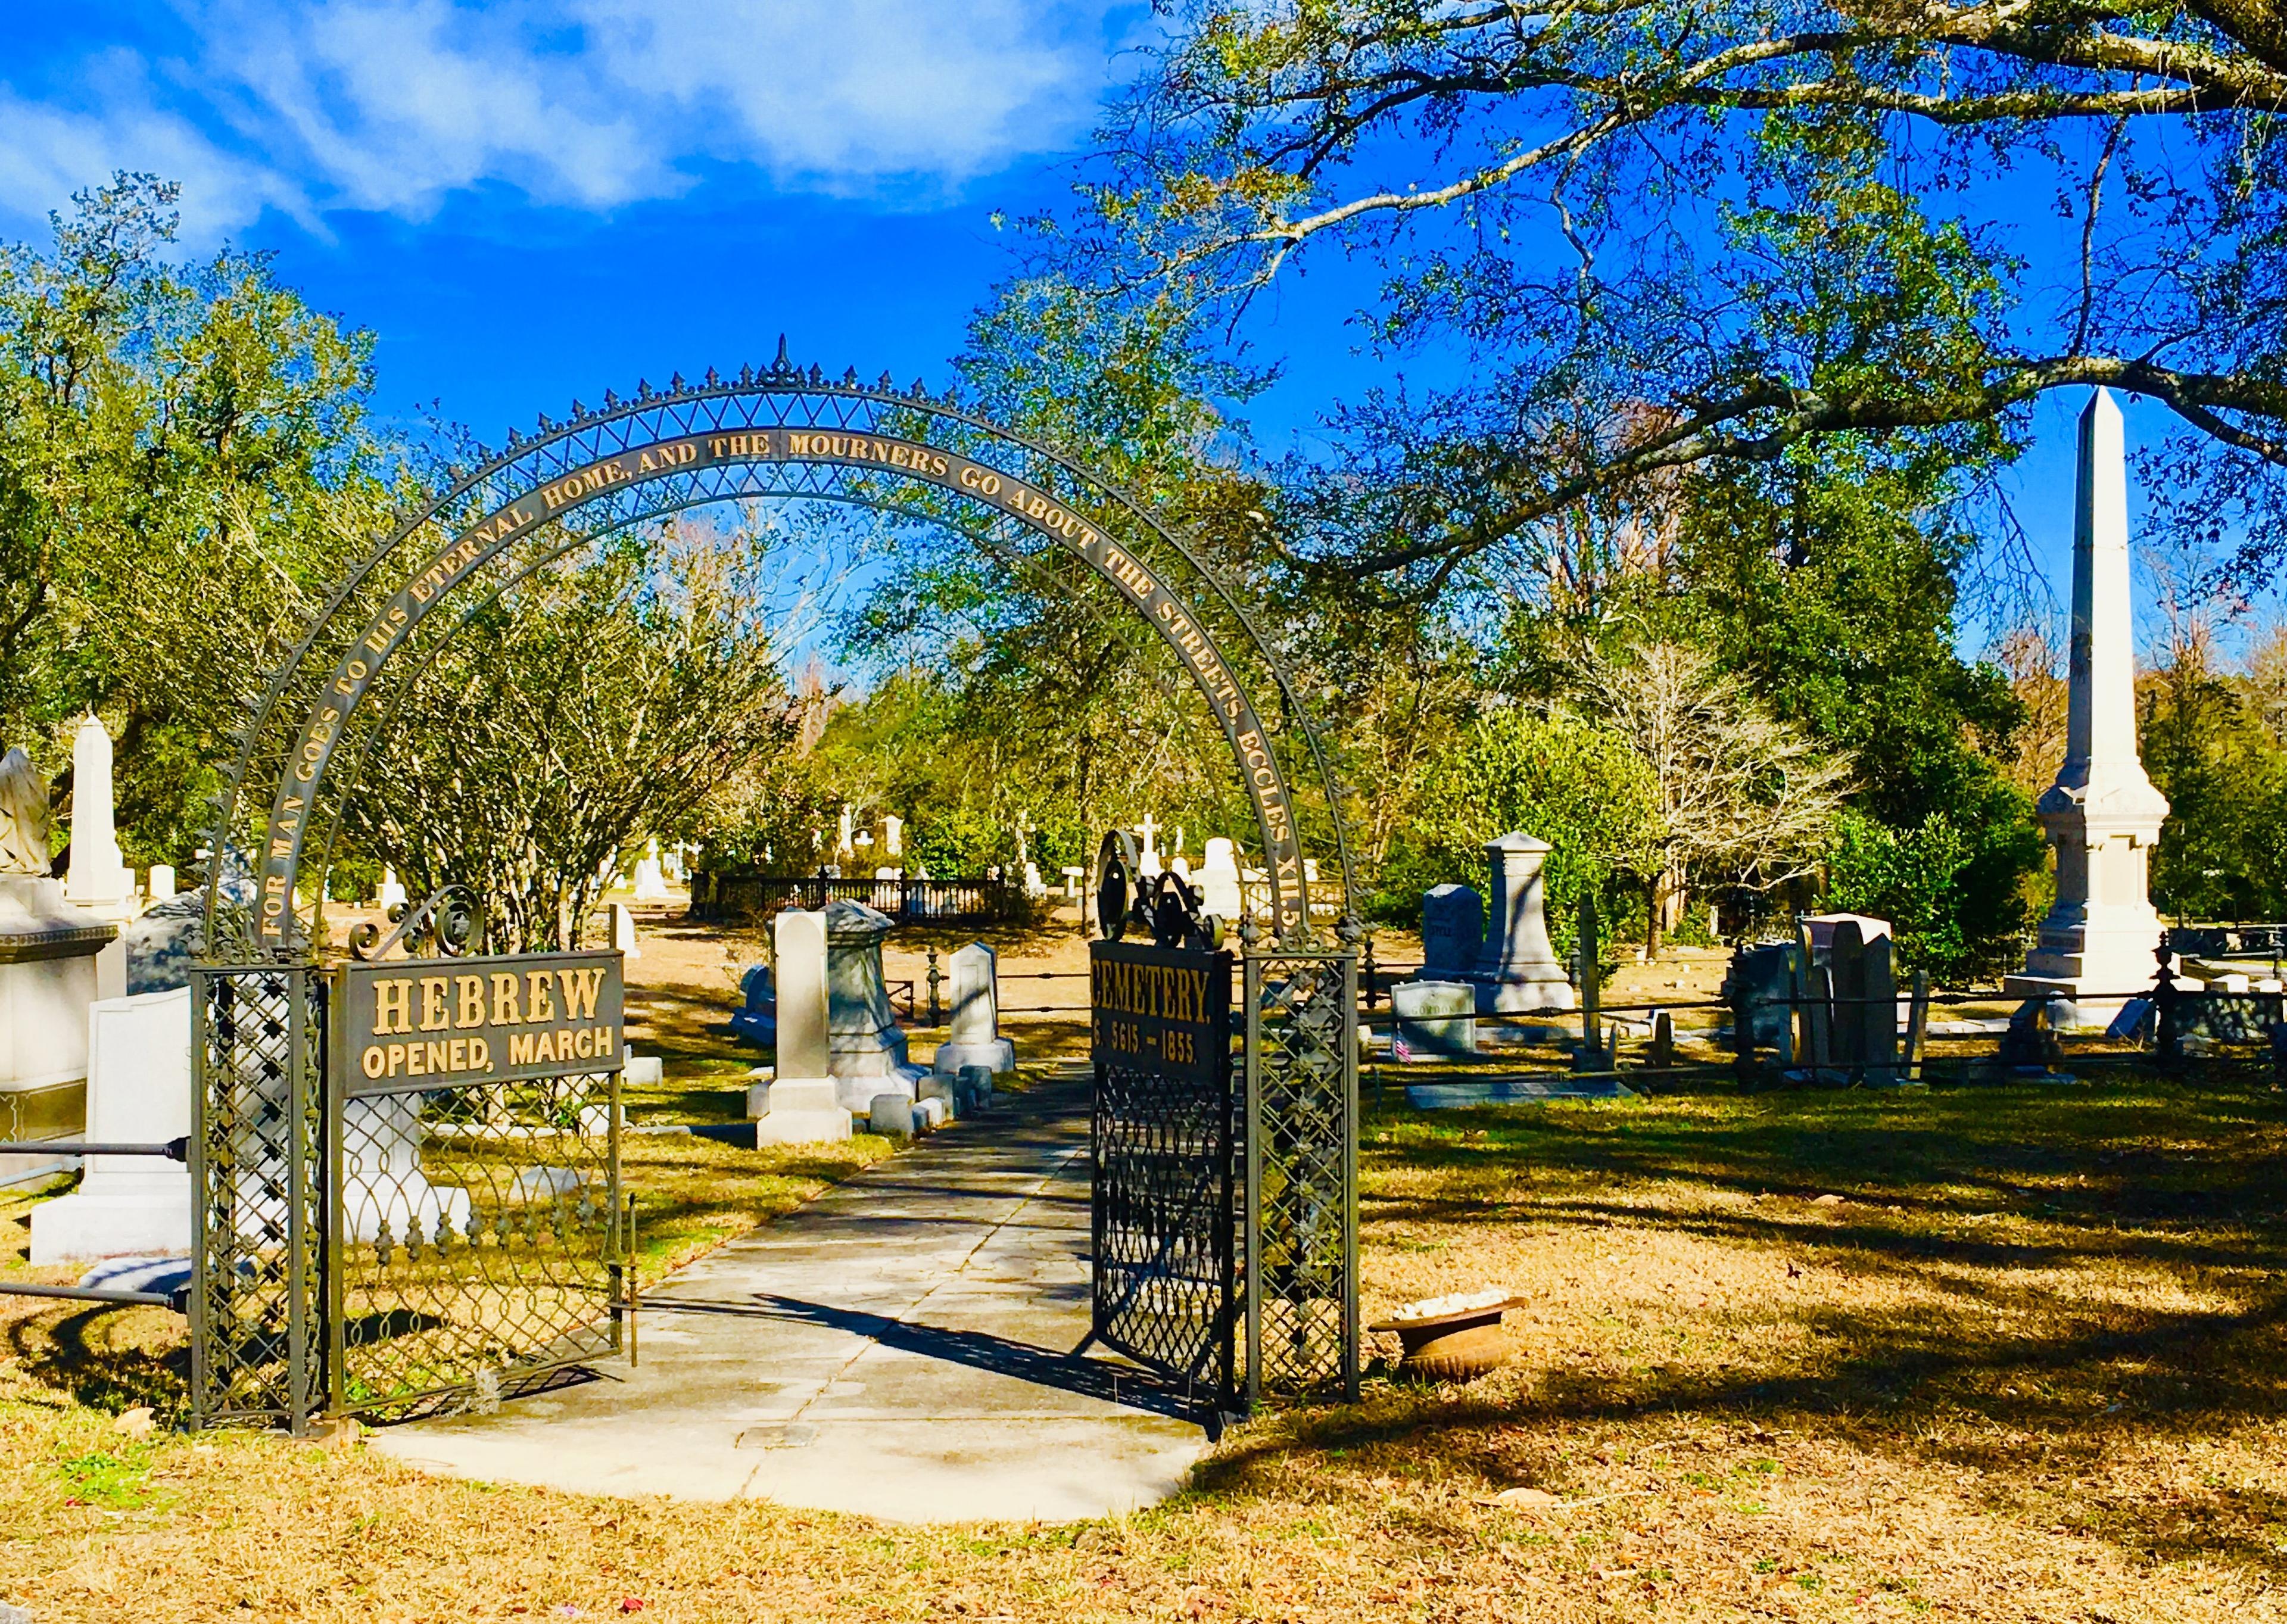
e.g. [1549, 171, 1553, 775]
[58, 1445, 159, 1509]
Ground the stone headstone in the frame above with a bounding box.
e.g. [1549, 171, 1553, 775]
[933, 940, 1016, 1077]
[1828, 920, 1868, 1071]
[376, 866, 407, 911]
[29, 987, 194, 1262]
[1420, 884, 1484, 978]
[146, 864, 175, 903]
[1804, 913, 1890, 956]
[1196, 838, 1243, 921]
[1727, 942, 1799, 1064]
[1802, 963, 1836, 1077]
[730, 964, 777, 1046]
[754, 909, 850, 1143]
[610, 902, 640, 960]
[1464, 833, 1575, 1012]
[958, 1062, 996, 1114]
[631, 839, 670, 902]
[869, 1092, 915, 1137]
[1391, 980, 1476, 1059]
[1861, 933, 1899, 1083]
[881, 814, 903, 857]
[825, 899, 925, 1111]
[1649, 1011, 1675, 1070]
[339, 1087, 473, 1244]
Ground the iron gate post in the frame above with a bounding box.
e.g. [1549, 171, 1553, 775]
[1241, 946, 1360, 1406]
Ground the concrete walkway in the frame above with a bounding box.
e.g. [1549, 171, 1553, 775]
[367, 1076, 1213, 1523]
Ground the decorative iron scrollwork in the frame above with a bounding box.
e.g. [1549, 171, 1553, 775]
[1095, 828, 1140, 940]
[348, 884, 485, 962]
[1095, 830, 1223, 952]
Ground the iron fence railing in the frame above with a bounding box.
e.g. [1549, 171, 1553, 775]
[688, 871, 1027, 927]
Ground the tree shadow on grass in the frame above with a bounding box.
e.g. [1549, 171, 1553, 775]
[1195, 1277, 2287, 1572]
[5, 1301, 188, 1419]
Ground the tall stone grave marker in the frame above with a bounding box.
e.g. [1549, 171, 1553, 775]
[65, 715, 130, 911]
[1463, 832, 1576, 1012]
[755, 909, 850, 1143]
[2005, 388, 2170, 1022]
[933, 941, 1017, 1077]
[824, 899, 926, 1111]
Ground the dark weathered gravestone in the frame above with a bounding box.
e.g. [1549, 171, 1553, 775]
[1420, 884, 1483, 979]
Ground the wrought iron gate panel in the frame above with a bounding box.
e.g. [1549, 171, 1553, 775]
[328, 1068, 624, 1420]
[191, 964, 328, 1432]
[193, 959, 628, 1429]
[1090, 942, 1236, 1399]
[1242, 949, 1359, 1402]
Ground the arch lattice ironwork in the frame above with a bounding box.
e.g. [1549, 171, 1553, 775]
[204, 344, 1358, 953]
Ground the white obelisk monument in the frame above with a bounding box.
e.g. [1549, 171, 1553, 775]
[2005, 389, 2170, 1021]
[64, 713, 130, 911]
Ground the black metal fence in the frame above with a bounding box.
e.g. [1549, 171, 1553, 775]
[688, 870, 1027, 927]
[189, 965, 629, 1433]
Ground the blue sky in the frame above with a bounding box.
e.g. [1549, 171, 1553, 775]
[0, 1, 2201, 658]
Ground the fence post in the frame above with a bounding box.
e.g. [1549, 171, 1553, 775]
[927, 947, 943, 1027]
[1361, 936, 1378, 1009]
[1730, 956, 1757, 1087]
[1906, 970, 1930, 1082]
[2154, 944, 2182, 1065]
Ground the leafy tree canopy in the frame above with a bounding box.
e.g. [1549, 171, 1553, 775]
[1059, 1, 2287, 595]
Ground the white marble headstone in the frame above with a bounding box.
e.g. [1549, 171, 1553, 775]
[29, 986, 192, 1262]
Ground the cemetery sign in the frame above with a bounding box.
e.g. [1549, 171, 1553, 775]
[1090, 939, 1232, 1085]
[338, 949, 625, 1096]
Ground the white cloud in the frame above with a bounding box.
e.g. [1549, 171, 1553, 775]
[0, 0, 1126, 235]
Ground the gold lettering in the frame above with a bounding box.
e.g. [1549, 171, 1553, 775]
[419, 976, 449, 1032]
[373, 978, 414, 1036]
[490, 972, 523, 1025]
[456, 975, 485, 1028]
[526, 970, 557, 1023]
[557, 966, 606, 1020]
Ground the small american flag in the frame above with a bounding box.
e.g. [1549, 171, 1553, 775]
[1391, 1035, 1413, 1064]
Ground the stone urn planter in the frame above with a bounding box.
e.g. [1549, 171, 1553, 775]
[1369, 1289, 1528, 1381]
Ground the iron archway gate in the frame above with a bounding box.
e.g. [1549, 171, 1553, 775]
[195, 348, 1360, 1430]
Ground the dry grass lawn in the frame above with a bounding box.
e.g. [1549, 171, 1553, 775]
[6, 1071, 2287, 1621]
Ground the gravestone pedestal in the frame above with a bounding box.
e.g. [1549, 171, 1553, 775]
[1, 875, 116, 1187]
[1462, 833, 1575, 1013]
[29, 986, 193, 1261]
